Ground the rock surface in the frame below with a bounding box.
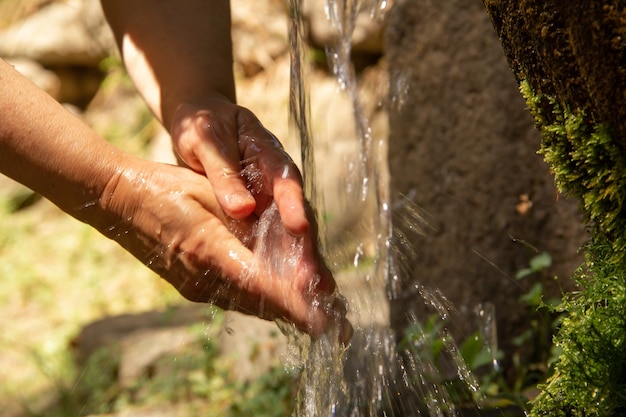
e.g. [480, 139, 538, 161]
[385, 0, 587, 375]
[0, 0, 115, 67]
[0, 0, 114, 105]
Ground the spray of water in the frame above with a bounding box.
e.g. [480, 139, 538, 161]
[241, 0, 501, 415]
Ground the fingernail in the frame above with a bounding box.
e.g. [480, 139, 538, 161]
[227, 191, 254, 205]
[225, 192, 256, 217]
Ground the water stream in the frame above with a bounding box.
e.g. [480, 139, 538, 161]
[280, 0, 494, 416]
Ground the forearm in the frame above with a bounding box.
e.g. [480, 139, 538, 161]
[101, 0, 311, 232]
[0, 59, 130, 228]
[101, 0, 236, 130]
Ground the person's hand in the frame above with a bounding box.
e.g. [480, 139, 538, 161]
[170, 95, 309, 236]
[96, 158, 349, 339]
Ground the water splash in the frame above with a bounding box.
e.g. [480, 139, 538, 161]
[280, 0, 497, 415]
[475, 303, 501, 374]
[287, 0, 400, 415]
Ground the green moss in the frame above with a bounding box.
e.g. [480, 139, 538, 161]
[520, 79, 626, 266]
[530, 241, 626, 416]
[520, 80, 626, 415]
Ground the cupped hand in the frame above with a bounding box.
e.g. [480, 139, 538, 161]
[97, 158, 350, 340]
[170, 96, 309, 236]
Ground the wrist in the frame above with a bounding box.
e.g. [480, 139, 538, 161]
[166, 92, 236, 135]
[91, 155, 149, 238]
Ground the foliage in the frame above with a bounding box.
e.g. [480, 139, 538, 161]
[229, 365, 297, 417]
[0, 194, 179, 414]
[531, 239, 626, 416]
[515, 251, 553, 281]
[511, 252, 562, 393]
[398, 250, 569, 414]
[399, 313, 515, 413]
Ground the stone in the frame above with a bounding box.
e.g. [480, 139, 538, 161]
[71, 306, 291, 390]
[0, 0, 116, 106]
[117, 326, 200, 388]
[384, 0, 587, 377]
[71, 305, 210, 366]
[0, 0, 115, 67]
[218, 312, 288, 382]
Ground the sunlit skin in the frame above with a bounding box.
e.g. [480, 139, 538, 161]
[0, 0, 352, 341]
[101, 0, 313, 235]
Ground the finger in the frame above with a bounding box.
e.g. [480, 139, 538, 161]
[288, 291, 353, 343]
[280, 229, 345, 337]
[175, 108, 256, 219]
[220, 239, 351, 341]
[272, 163, 310, 235]
[237, 112, 309, 235]
[214, 226, 341, 338]
[314, 295, 353, 345]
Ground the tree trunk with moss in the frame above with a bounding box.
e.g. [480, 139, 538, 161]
[483, 1, 626, 415]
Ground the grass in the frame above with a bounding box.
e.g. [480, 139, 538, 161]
[19, 312, 298, 417]
[0, 188, 184, 415]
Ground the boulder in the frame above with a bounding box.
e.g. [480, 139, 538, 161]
[71, 305, 290, 388]
[70, 305, 210, 366]
[217, 312, 288, 382]
[0, 0, 115, 67]
[0, 0, 116, 106]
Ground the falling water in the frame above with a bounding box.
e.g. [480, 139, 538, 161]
[276, 0, 497, 415]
